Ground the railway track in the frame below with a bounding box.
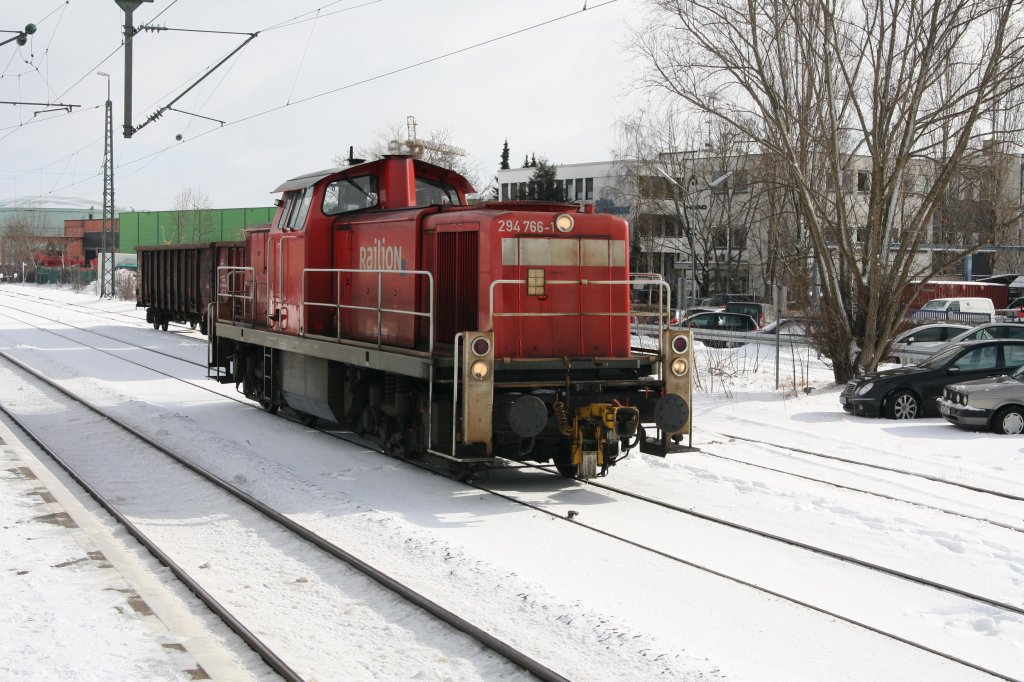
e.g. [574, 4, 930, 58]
[0, 349, 564, 681]
[0, 287, 165, 329]
[0, 302, 207, 370]
[716, 430, 1024, 503]
[3, 291, 1021, 679]
[690, 439, 1024, 534]
[470, 462, 1022, 682]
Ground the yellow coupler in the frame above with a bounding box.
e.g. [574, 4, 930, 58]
[569, 403, 640, 478]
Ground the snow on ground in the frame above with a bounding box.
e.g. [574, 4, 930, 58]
[1, 283, 1022, 680]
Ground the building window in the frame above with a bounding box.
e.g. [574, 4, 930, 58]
[501, 183, 509, 201]
[732, 171, 749, 193]
[857, 171, 870, 193]
[730, 227, 747, 250]
[585, 178, 594, 201]
[575, 178, 583, 200]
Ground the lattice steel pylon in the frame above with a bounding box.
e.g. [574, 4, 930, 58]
[101, 83, 115, 298]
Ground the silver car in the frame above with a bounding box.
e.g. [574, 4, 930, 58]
[897, 322, 1024, 365]
[938, 365, 1024, 434]
[888, 322, 970, 364]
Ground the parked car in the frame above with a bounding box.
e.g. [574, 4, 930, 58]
[1003, 297, 1024, 321]
[759, 318, 809, 336]
[887, 322, 972, 364]
[840, 339, 1024, 419]
[669, 306, 722, 325]
[894, 322, 1024, 364]
[676, 311, 759, 348]
[724, 301, 777, 327]
[938, 366, 1024, 434]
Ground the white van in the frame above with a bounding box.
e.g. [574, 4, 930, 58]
[918, 297, 995, 322]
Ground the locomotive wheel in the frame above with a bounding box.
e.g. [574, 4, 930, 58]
[300, 413, 318, 427]
[259, 397, 279, 415]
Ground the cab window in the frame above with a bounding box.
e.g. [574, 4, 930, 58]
[287, 187, 313, 230]
[415, 177, 460, 206]
[323, 175, 379, 215]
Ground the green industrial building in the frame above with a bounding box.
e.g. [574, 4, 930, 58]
[119, 206, 276, 253]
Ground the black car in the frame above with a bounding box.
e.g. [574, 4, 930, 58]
[676, 311, 759, 348]
[840, 339, 1024, 419]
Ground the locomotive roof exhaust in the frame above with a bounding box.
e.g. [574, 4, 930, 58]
[346, 145, 365, 166]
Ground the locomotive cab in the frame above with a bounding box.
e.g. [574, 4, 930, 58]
[209, 154, 693, 479]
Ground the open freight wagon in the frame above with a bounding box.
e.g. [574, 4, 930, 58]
[136, 241, 245, 333]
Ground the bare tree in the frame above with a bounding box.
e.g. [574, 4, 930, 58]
[0, 212, 44, 280]
[333, 117, 482, 195]
[612, 107, 772, 307]
[635, 0, 1024, 382]
[174, 187, 216, 243]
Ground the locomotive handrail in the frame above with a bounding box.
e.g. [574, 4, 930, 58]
[216, 266, 257, 326]
[486, 277, 671, 356]
[301, 268, 435, 354]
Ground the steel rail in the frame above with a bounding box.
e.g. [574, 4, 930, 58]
[0, 358, 304, 682]
[470, 467, 1022, 682]
[529, 463, 1024, 617]
[693, 446, 1024, 534]
[0, 348, 567, 682]
[719, 431, 1024, 502]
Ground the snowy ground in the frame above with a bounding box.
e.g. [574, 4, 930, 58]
[1, 282, 1022, 681]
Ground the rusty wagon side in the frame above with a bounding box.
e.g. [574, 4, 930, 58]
[136, 241, 246, 334]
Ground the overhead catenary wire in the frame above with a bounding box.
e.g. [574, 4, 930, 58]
[121, 0, 623, 166]
[7, 0, 621, 200]
[286, 8, 320, 105]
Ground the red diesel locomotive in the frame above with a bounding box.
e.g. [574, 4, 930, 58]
[208, 153, 693, 478]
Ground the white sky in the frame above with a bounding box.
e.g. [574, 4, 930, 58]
[0, 0, 648, 210]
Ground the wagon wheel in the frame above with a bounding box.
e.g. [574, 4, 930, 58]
[160, 317, 169, 331]
[189, 320, 197, 330]
[258, 396, 279, 415]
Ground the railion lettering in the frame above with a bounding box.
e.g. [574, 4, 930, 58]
[359, 238, 404, 271]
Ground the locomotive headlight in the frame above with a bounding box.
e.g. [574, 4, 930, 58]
[555, 214, 574, 233]
[671, 358, 688, 377]
[470, 360, 490, 380]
